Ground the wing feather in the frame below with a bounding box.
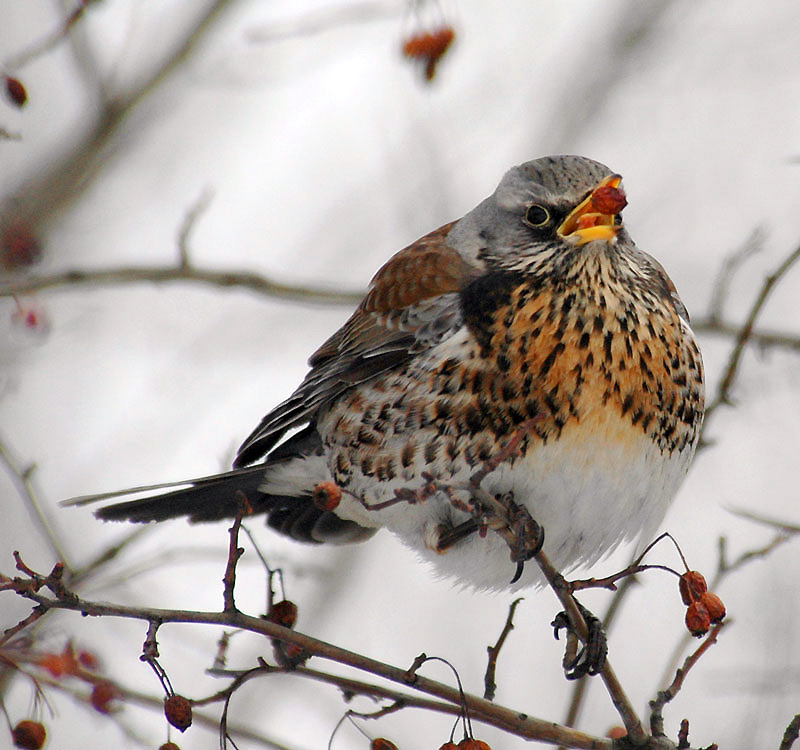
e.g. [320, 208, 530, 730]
[234, 221, 478, 467]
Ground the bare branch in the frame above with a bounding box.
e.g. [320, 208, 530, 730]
[1, 0, 242, 239]
[0, 436, 72, 570]
[177, 189, 214, 269]
[704, 240, 800, 423]
[484, 597, 523, 701]
[3, 2, 92, 71]
[692, 317, 800, 354]
[0, 263, 363, 306]
[706, 227, 765, 325]
[649, 623, 725, 736]
[3, 555, 611, 748]
[780, 715, 800, 750]
[532, 549, 647, 743]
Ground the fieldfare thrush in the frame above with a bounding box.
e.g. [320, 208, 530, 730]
[77, 155, 705, 595]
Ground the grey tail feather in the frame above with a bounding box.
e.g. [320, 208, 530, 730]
[90, 466, 267, 524]
[78, 466, 376, 545]
[70, 425, 377, 544]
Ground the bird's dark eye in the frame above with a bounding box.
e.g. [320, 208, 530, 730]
[524, 204, 550, 227]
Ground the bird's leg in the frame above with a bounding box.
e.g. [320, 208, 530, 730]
[434, 517, 482, 552]
[551, 599, 608, 679]
[467, 487, 544, 583]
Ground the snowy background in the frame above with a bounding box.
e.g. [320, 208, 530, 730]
[2, 1, 800, 747]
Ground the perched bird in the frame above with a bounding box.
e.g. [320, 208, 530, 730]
[77, 155, 704, 593]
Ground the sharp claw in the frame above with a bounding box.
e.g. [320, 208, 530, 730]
[509, 560, 525, 584]
[551, 602, 608, 679]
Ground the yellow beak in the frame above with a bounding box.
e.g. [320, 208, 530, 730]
[557, 174, 627, 246]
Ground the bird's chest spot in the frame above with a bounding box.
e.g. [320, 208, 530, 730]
[459, 284, 704, 455]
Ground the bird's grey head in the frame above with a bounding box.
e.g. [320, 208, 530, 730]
[449, 155, 630, 270]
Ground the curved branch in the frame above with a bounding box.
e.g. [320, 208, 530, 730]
[1, 264, 363, 306]
[12, 584, 609, 749]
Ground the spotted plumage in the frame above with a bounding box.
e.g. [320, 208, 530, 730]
[84, 155, 704, 591]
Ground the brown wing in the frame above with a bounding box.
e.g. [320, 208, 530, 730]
[234, 221, 478, 467]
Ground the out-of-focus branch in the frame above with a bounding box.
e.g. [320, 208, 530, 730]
[780, 715, 800, 750]
[1, 0, 241, 241]
[0, 263, 363, 305]
[705, 227, 765, 326]
[0, 436, 71, 570]
[3, 2, 93, 72]
[246, 1, 402, 44]
[691, 317, 800, 353]
[704, 240, 800, 425]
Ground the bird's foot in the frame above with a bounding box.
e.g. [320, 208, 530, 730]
[551, 600, 607, 679]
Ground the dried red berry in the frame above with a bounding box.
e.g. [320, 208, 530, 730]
[164, 694, 192, 732]
[159, 744, 181, 750]
[5, 76, 27, 107]
[457, 740, 492, 750]
[402, 27, 455, 81]
[678, 570, 708, 605]
[78, 650, 100, 670]
[590, 185, 627, 215]
[11, 721, 46, 750]
[312, 481, 342, 511]
[91, 681, 119, 713]
[266, 599, 298, 628]
[685, 600, 711, 637]
[439, 744, 459, 750]
[2, 220, 42, 270]
[372, 739, 399, 750]
[700, 591, 726, 624]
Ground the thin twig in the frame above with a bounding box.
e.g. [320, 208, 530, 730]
[649, 623, 725, 736]
[692, 317, 800, 353]
[706, 227, 765, 324]
[223, 500, 249, 613]
[484, 597, 523, 701]
[0, 263, 362, 306]
[3, 2, 91, 71]
[176, 189, 214, 269]
[704, 240, 800, 423]
[692, 318, 800, 352]
[2, 0, 240, 238]
[780, 715, 800, 750]
[0, 436, 72, 570]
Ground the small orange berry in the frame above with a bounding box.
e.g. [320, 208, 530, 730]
[312, 482, 342, 511]
[91, 681, 120, 713]
[678, 570, 708, 605]
[158, 743, 181, 750]
[164, 694, 192, 732]
[591, 185, 627, 215]
[5, 76, 27, 107]
[458, 740, 492, 750]
[266, 600, 298, 628]
[78, 650, 100, 670]
[372, 739, 399, 750]
[685, 600, 711, 637]
[11, 720, 46, 750]
[701, 591, 726, 624]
